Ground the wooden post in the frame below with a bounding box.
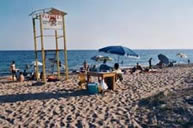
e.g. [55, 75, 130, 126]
[62, 16, 69, 80]
[32, 18, 39, 80]
[112, 75, 115, 90]
[55, 30, 60, 79]
[39, 16, 46, 83]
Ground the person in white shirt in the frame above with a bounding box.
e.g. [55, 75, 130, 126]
[113, 63, 123, 82]
[10, 61, 16, 81]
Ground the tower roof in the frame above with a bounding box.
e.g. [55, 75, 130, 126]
[30, 8, 67, 18]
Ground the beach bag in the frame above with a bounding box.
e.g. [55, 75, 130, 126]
[100, 79, 108, 90]
[88, 82, 98, 94]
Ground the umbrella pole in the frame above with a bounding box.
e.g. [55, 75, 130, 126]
[117, 55, 120, 63]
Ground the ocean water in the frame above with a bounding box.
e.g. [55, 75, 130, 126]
[0, 49, 192, 76]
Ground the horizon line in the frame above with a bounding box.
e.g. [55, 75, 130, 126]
[0, 48, 193, 51]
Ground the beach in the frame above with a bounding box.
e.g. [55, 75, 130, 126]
[1, 0, 193, 127]
[0, 64, 193, 127]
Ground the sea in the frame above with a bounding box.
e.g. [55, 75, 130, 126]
[0, 49, 192, 76]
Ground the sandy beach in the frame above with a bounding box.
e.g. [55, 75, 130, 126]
[1, 1, 193, 127]
[0, 64, 193, 127]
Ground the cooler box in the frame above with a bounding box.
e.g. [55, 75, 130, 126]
[88, 82, 98, 94]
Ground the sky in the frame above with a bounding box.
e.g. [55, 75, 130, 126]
[0, 0, 193, 50]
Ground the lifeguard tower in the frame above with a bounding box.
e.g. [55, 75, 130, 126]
[30, 8, 69, 82]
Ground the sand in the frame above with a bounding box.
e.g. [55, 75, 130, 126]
[0, 64, 193, 127]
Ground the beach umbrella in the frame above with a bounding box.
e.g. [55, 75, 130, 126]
[91, 55, 113, 62]
[31, 61, 43, 66]
[176, 53, 188, 58]
[99, 46, 139, 57]
[99, 45, 139, 63]
[158, 54, 169, 65]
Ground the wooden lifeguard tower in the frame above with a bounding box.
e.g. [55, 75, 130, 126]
[30, 8, 69, 82]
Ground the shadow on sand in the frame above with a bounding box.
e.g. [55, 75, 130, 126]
[0, 89, 92, 103]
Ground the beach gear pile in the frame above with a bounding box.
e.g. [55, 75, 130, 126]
[88, 80, 108, 94]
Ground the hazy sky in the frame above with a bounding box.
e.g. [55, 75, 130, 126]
[1, 0, 193, 50]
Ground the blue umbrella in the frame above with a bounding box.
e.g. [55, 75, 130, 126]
[99, 46, 139, 57]
[158, 54, 169, 65]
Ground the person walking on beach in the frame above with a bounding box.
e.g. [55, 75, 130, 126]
[148, 58, 153, 69]
[10, 61, 16, 81]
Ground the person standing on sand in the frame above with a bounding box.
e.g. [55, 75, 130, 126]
[148, 58, 153, 69]
[10, 61, 16, 81]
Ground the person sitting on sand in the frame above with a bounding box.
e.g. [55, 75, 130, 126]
[19, 72, 24, 82]
[113, 63, 123, 82]
[10, 61, 16, 81]
[130, 63, 143, 74]
[99, 59, 112, 72]
[157, 61, 164, 69]
[168, 62, 174, 67]
[136, 63, 143, 71]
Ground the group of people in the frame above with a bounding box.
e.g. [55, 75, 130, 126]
[80, 59, 123, 82]
[82, 59, 120, 72]
[130, 58, 163, 73]
[10, 57, 191, 82]
[9, 61, 43, 82]
[10, 61, 24, 82]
